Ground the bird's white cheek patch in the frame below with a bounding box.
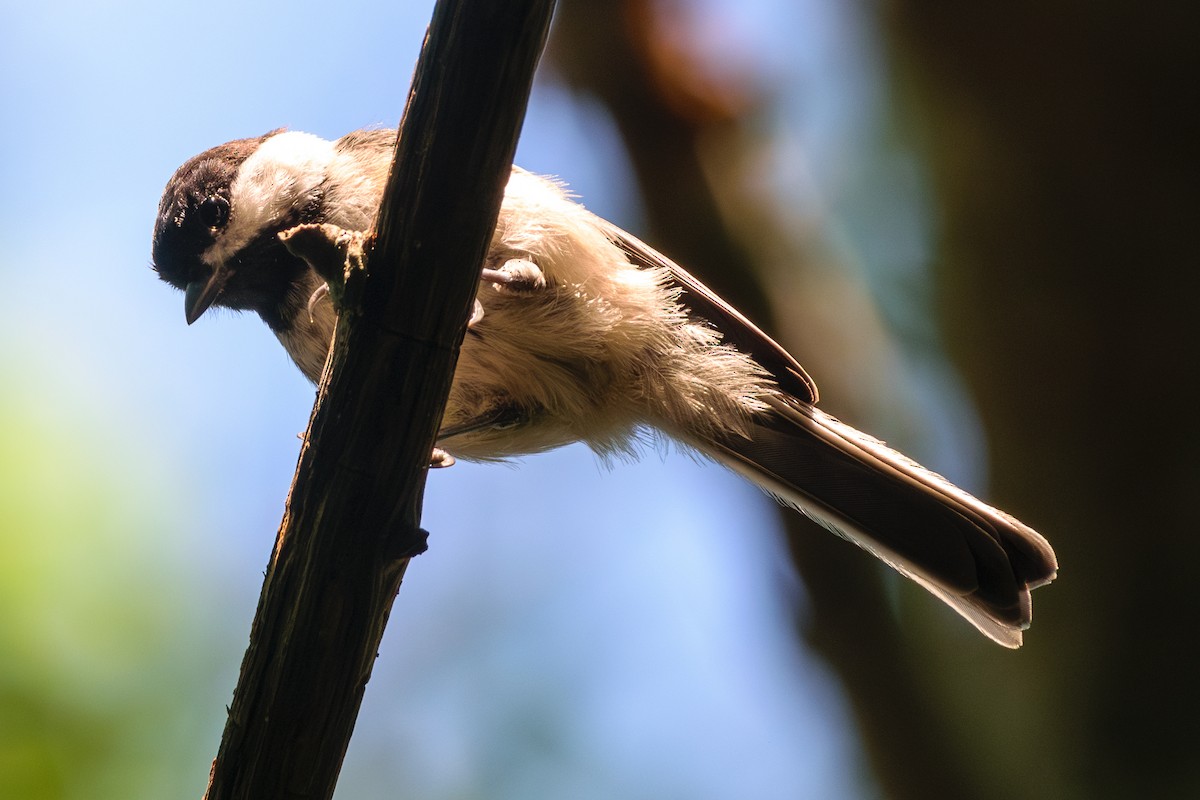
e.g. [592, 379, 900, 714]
[203, 131, 337, 267]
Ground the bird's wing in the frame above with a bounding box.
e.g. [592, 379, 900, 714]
[597, 220, 818, 404]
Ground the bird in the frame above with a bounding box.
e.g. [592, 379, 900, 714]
[152, 127, 1057, 647]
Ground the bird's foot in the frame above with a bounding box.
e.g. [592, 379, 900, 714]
[481, 258, 546, 293]
[429, 447, 456, 469]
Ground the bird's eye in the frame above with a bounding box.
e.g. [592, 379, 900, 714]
[197, 195, 230, 230]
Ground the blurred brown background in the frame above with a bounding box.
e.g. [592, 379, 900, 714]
[551, 1, 1199, 797]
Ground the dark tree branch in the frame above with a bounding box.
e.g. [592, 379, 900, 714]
[203, 2, 556, 798]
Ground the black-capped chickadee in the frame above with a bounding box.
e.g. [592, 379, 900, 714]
[152, 128, 1057, 647]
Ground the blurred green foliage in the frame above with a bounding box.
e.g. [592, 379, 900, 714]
[0, 380, 223, 799]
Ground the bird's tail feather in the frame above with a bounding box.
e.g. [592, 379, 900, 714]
[698, 397, 1057, 647]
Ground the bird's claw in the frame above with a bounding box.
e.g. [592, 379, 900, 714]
[481, 259, 546, 293]
[430, 447, 456, 468]
[307, 283, 330, 323]
[468, 299, 486, 329]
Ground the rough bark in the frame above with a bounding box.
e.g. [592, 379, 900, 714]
[203, 2, 556, 797]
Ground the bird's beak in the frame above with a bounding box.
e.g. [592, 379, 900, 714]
[184, 267, 227, 325]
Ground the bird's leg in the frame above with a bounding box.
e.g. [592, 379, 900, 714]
[428, 405, 530, 469]
[278, 223, 368, 310]
[437, 403, 530, 442]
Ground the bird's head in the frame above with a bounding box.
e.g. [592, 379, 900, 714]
[152, 130, 336, 330]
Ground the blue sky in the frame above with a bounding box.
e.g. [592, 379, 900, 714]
[0, 1, 929, 796]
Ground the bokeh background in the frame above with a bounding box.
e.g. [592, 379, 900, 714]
[2, 1, 1195, 798]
